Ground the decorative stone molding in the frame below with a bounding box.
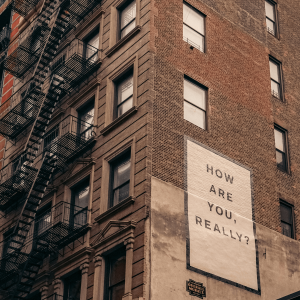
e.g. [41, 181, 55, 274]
[94, 255, 102, 268]
[80, 262, 89, 275]
[91, 220, 137, 249]
[53, 278, 62, 296]
[40, 285, 49, 300]
[124, 237, 135, 250]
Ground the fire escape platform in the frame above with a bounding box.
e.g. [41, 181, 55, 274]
[0, 89, 44, 139]
[4, 25, 51, 78]
[0, 166, 38, 211]
[45, 131, 96, 170]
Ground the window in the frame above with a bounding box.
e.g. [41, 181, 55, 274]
[71, 179, 90, 227]
[265, 1, 277, 36]
[0, 6, 12, 53]
[84, 29, 99, 62]
[78, 101, 94, 140]
[34, 204, 52, 238]
[64, 271, 81, 300]
[269, 58, 282, 99]
[114, 70, 133, 119]
[274, 126, 288, 172]
[44, 125, 59, 149]
[183, 2, 205, 52]
[105, 247, 126, 300]
[184, 77, 207, 130]
[119, 0, 136, 39]
[110, 151, 131, 208]
[280, 202, 294, 238]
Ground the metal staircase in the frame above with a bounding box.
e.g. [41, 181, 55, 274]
[0, 0, 101, 297]
[0, 0, 68, 299]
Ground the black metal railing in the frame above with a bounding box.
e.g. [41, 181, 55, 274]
[0, 202, 88, 292]
[62, 0, 101, 30]
[30, 202, 88, 241]
[0, 202, 88, 266]
[0, 80, 45, 139]
[4, 23, 50, 78]
[0, 153, 38, 211]
[51, 38, 100, 94]
[42, 114, 95, 169]
[13, 0, 41, 17]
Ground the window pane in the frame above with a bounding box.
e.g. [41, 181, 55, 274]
[271, 81, 280, 98]
[266, 19, 275, 35]
[36, 211, 51, 235]
[110, 256, 126, 286]
[118, 96, 133, 117]
[113, 182, 130, 205]
[274, 128, 285, 152]
[118, 75, 133, 105]
[183, 3, 204, 35]
[74, 184, 90, 208]
[184, 79, 206, 110]
[80, 107, 94, 138]
[281, 222, 292, 238]
[184, 101, 206, 129]
[110, 282, 125, 300]
[108, 251, 126, 300]
[183, 24, 204, 52]
[65, 272, 81, 300]
[86, 33, 99, 60]
[276, 151, 286, 170]
[269, 60, 280, 82]
[121, 20, 136, 38]
[121, 1, 136, 30]
[113, 159, 131, 189]
[280, 204, 292, 224]
[265, 1, 275, 21]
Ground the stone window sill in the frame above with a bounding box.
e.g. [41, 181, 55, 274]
[105, 26, 141, 57]
[100, 106, 138, 135]
[95, 196, 135, 224]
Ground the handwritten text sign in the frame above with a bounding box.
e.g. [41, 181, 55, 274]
[186, 139, 258, 291]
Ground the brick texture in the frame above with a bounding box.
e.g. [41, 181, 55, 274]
[151, 0, 300, 234]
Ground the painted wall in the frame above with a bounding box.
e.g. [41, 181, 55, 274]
[150, 176, 300, 300]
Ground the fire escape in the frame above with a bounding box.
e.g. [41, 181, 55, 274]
[0, 0, 101, 298]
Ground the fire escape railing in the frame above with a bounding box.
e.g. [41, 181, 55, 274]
[51, 38, 101, 94]
[0, 202, 89, 288]
[13, 0, 42, 17]
[0, 114, 94, 211]
[0, 81, 45, 139]
[61, 0, 101, 30]
[0, 154, 38, 211]
[0, 38, 100, 140]
[42, 114, 95, 170]
[0, 0, 101, 297]
[4, 23, 51, 79]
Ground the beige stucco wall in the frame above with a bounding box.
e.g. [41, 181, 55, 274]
[150, 176, 300, 300]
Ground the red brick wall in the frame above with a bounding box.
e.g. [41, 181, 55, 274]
[151, 0, 300, 234]
[0, 1, 21, 167]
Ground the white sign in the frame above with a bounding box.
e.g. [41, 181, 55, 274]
[186, 138, 259, 292]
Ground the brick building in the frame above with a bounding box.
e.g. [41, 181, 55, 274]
[0, 0, 299, 299]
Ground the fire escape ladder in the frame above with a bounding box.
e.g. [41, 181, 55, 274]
[9, 156, 58, 300]
[0, 0, 99, 298]
[0, 2, 69, 297]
